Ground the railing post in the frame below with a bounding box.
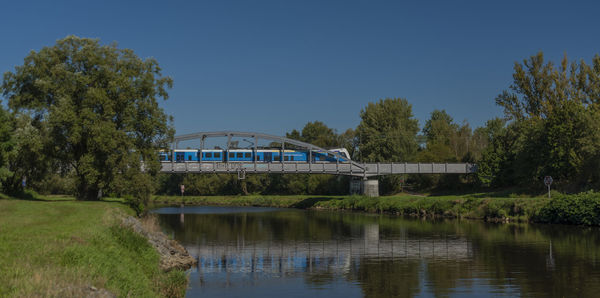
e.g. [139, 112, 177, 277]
[309, 147, 312, 173]
[170, 141, 175, 172]
[254, 135, 257, 172]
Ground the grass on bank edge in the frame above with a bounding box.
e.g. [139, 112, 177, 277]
[153, 191, 600, 226]
[0, 193, 187, 297]
[150, 192, 550, 221]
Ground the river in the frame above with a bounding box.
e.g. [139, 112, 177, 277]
[153, 206, 600, 297]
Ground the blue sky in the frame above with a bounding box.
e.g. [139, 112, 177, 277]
[1, 0, 599, 136]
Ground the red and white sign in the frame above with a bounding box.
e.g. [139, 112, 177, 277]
[180, 184, 185, 194]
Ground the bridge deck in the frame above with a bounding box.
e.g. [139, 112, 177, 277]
[160, 162, 476, 177]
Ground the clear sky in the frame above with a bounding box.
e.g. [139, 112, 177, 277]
[1, 0, 599, 136]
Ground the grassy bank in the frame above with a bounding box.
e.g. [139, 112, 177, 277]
[152, 191, 600, 225]
[152, 193, 546, 221]
[0, 195, 187, 297]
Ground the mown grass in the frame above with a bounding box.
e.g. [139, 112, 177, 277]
[0, 194, 187, 297]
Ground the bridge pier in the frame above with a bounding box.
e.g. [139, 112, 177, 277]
[350, 178, 379, 197]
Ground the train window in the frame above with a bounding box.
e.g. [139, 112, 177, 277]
[284, 156, 289, 161]
[206, 152, 213, 158]
[256, 155, 260, 161]
[159, 155, 165, 161]
[229, 152, 235, 158]
[245, 152, 251, 158]
[214, 152, 221, 158]
[274, 156, 280, 161]
[237, 152, 243, 158]
[290, 156, 294, 161]
[188, 155, 192, 161]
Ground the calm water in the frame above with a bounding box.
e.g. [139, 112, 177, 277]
[154, 206, 600, 297]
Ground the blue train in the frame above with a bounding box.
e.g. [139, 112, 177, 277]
[159, 148, 351, 163]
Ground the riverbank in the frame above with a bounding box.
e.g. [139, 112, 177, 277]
[151, 191, 600, 225]
[0, 195, 191, 297]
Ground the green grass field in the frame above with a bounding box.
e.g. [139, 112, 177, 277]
[0, 196, 186, 297]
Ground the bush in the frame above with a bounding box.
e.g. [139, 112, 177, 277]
[535, 191, 600, 225]
[33, 174, 76, 195]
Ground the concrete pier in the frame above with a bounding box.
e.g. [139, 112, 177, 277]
[350, 178, 379, 197]
[363, 179, 379, 197]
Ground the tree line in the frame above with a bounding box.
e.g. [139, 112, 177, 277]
[1, 36, 598, 201]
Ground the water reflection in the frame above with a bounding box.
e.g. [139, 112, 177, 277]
[154, 206, 600, 298]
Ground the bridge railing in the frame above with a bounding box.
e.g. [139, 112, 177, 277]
[160, 161, 476, 177]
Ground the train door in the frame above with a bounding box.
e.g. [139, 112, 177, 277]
[176, 152, 184, 162]
[264, 152, 272, 163]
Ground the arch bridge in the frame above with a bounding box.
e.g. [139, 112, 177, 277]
[160, 131, 476, 190]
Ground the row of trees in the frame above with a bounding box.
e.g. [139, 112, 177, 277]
[478, 53, 600, 192]
[1, 35, 597, 199]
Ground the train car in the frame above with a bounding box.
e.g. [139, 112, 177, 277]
[331, 148, 351, 160]
[283, 150, 308, 162]
[161, 147, 351, 163]
[227, 149, 254, 162]
[255, 150, 308, 162]
[255, 149, 275, 162]
[199, 149, 224, 162]
[311, 148, 350, 162]
[174, 149, 200, 162]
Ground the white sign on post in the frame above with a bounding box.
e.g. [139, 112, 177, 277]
[544, 176, 553, 198]
[180, 184, 185, 195]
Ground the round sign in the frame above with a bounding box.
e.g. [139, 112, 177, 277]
[544, 176, 553, 186]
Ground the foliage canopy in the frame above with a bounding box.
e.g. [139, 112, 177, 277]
[2, 36, 174, 200]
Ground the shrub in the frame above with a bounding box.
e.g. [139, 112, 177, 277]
[535, 191, 600, 225]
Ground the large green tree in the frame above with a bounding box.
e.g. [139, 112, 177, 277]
[356, 98, 419, 194]
[0, 106, 14, 190]
[2, 36, 174, 200]
[484, 52, 600, 189]
[356, 98, 419, 162]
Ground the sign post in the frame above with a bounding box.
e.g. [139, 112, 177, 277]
[544, 176, 553, 198]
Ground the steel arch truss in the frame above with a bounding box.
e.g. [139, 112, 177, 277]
[161, 131, 477, 177]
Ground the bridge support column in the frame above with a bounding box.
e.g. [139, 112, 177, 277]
[363, 179, 379, 197]
[350, 178, 379, 197]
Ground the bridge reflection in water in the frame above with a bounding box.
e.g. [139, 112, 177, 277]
[156, 207, 476, 293]
[188, 231, 473, 278]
